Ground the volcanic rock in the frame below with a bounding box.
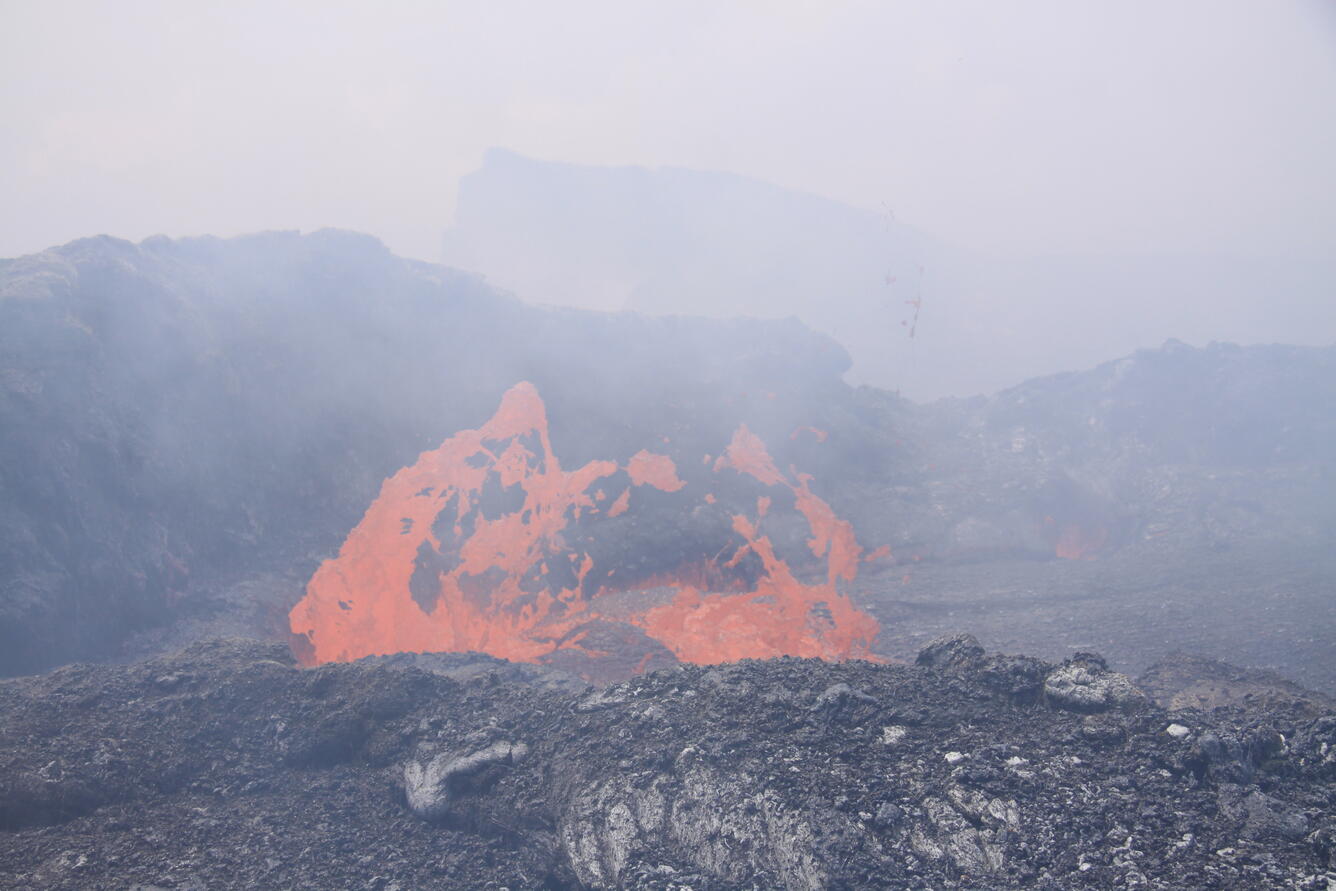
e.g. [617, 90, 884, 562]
[1138, 652, 1336, 716]
[914, 632, 985, 672]
[1043, 658, 1145, 713]
[404, 740, 529, 822]
[1217, 785, 1309, 843]
[3, 637, 1335, 888]
[915, 633, 1053, 705]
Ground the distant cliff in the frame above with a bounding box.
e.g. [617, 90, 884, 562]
[845, 338, 1336, 563]
[443, 149, 1336, 400]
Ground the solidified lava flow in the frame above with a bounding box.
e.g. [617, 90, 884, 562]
[288, 382, 881, 674]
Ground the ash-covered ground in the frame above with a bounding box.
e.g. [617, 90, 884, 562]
[860, 538, 1336, 696]
[2, 637, 1334, 889]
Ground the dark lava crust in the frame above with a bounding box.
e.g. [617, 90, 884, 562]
[1, 637, 1334, 889]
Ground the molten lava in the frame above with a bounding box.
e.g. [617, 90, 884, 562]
[289, 382, 881, 675]
[1055, 523, 1109, 560]
[626, 449, 686, 492]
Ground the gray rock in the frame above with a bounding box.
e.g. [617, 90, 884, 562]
[916, 635, 1052, 705]
[403, 740, 528, 821]
[916, 633, 985, 672]
[1218, 785, 1309, 842]
[5, 636, 1335, 888]
[1044, 662, 1145, 713]
[874, 802, 903, 829]
[1080, 713, 1129, 744]
[916, 795, 1005, 875]
[560, 764, 869, 890]
[976, 653, 1050, 704]
[1186, 727, 1285, 784]
[575, 686, 630, 713]
[810, 682, 877, 723]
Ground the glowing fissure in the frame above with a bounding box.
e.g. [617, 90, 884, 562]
[289, 382, 881, 673]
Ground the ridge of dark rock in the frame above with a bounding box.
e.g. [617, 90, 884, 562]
[2, 636, 1333, 888]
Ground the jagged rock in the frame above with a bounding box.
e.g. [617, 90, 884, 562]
[913, 795, 1006, 875]
[916, 634, 1054, 708]
[1044, 658, 1145, 713]
[1310, 824, 1336, 869]
[1184, 725, 1286, 784]
[809, 682, 878, 724]
[560, 763, 867, 889]
[976, 653, 1051, 704]
[1292, 716, 1336, 775]
[1139, 652, 1336, 715]
[1, 638, 1334, 888]
[363, 651, 589, 695]
[1218, 785, 1309, 842]
[916, 633, 985, 672]
[1080, 713, 1129, 745]
[873, 802, 902, 828]
[575, 686, 632, 713]
[880, 725, 908, 745]
[403, 740, 528, 821]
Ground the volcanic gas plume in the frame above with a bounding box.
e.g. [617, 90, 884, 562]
[288, 383, 881, 677]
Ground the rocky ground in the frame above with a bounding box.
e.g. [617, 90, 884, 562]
[858, 539, 1336, 696]
[2, 637, 1334, 889]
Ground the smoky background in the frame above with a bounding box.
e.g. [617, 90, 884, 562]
[3, 0, 1335, 398]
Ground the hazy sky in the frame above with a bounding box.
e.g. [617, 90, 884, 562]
[2, 0, 1335, 264]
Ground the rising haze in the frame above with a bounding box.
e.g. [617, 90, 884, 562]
[442, 149, 1336, 397]
[5, 6, 1336, 886]
[4, 2, 1335, 264]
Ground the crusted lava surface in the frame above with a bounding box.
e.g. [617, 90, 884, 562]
[288, 381, 880, 680]
[2, 637, 1334, 889]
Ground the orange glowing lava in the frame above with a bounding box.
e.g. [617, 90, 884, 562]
[713, 425, 785, 486]
[790, 426, 829, 442]
[607, 488, 631, 517]
[289, 382, 881, 674]
[1055, 523, 1108, 560]
[627, 450, 686, 492]
[864, 545, 893, 563]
